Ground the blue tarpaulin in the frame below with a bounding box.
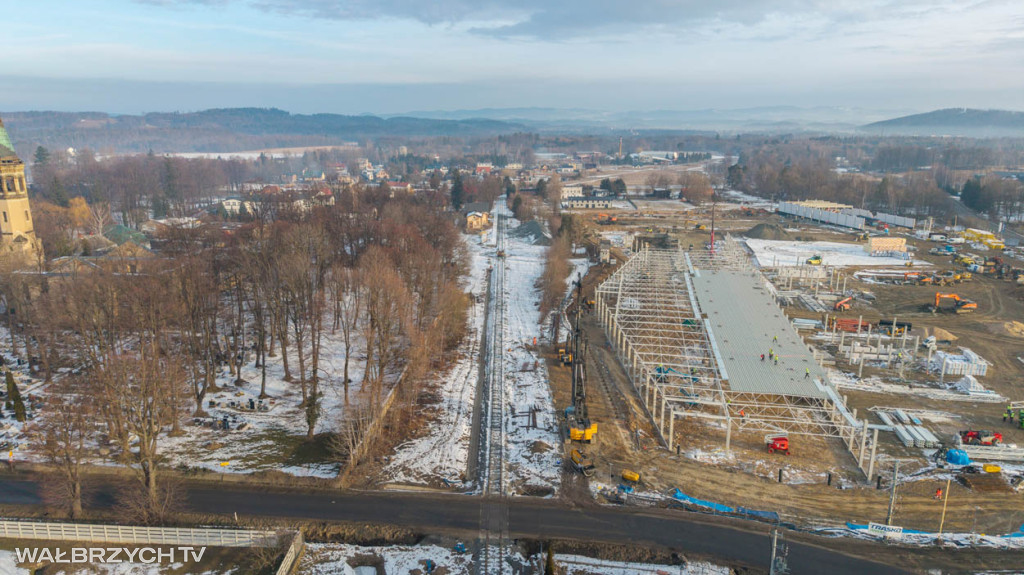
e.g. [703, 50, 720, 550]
[738, 507, 780, 522]
[671, 489, 734, 513]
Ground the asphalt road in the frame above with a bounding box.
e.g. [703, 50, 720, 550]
[0, 477, 914, 575]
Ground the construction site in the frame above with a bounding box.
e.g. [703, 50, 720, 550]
[548, 198, 1024, 537]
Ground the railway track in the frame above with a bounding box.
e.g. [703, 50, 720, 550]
[478, 203, 509, 574]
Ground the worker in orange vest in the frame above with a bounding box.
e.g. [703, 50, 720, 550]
[934, 488, 943, 500]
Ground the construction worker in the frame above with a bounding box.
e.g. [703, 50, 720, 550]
[1018, 409, 1024, 426]
[934, 488, 943, 500]
[761, 354, 765, 362]
[1019, 416, 1024, 431]
[1006, 406, 1013, 423]
[774, 357, 779, 366]
[805, 368, 810, 379]
[769, 347, 774, 358]
[773, 335, 778, 344]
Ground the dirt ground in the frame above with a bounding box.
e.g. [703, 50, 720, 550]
[555, 206, 1024, 534]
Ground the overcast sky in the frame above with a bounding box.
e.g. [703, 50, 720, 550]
[3, 0, 1023, 115]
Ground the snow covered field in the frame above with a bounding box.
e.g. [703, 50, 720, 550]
[383, 234, 489, 486]
[159, 326, 381, 477]
[498, 209, 563, 494]
[745, 238, 928, 268]
[558, 554, 731, 575]
[300, 543, 473, 575]
[1, 296, 382, 478]
[298, 544, 733, 575]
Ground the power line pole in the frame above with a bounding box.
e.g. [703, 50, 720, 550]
[769, 528, 789, 575]
[886, 460, 900, 525]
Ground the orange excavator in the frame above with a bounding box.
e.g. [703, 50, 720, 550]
[931, 292, 977, 314]
[833, 296, 853, 311]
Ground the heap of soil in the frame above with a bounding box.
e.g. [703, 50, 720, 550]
[1004, 321, 1024, 338]
[744, 223, 791, 240]
[510, 220, 551, 245]
[924, 326, 959, 341]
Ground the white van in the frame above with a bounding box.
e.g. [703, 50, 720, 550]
[929, 234, 947, 242]
[947, 236, 965, 245]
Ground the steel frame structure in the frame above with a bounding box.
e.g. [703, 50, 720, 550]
[597, 240, 878, 479]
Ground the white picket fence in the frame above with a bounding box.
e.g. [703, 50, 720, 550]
[0, 520, 304, 574]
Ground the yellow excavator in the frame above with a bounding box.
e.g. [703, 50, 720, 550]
[564, 275, 597, 444]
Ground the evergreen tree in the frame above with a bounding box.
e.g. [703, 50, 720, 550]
[544, 544, 556, 575]
[450, 169, 465, 210]
[33, 146, 50, 168]
[6, 371, 25, 422]
[3, 370, 12, 411]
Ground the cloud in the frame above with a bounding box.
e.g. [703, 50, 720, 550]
[137, 0, 952, 39]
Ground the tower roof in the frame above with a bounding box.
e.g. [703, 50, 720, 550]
[0, 117, 18, 159]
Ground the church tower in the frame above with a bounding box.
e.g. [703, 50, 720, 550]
[0, 117, 41, 263]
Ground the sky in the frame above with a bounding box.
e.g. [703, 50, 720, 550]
[2, 0, 1024, 115]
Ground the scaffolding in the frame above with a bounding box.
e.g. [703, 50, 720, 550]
[596, 239, 879, 479]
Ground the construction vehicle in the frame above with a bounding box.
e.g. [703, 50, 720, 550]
[930, 245, 957, 256]
[595, 213, 618, 225]
[806, 255, 822, 266]
[694, 224, 707, 231]
[855, 232, 869, 241]
[496, 249, 506, 258]
[570, 449, 596, 477]
[931, 292, 977, 314]
[621, 469, 642, 483]
[833, 296, 853, 311]
[877, 319, 912, 336]
[933, 270, 964, 286]
[960, 430, 1003, 446]
[955, 254, 976, 266]
[766, 434, 790, 455]
[902, 272, 931, 285]
[564, 275, 597, 444]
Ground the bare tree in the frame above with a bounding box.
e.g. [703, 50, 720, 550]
[329, 263, 362, 404]
[359, 247, 410, 404]
[38, 376, 93, 519]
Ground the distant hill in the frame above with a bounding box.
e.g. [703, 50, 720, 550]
[862, 108, 1024, 137]
[0, 108, 527, 154]
[398, 105, 908, 132]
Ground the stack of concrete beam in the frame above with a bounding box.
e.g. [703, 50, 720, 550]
[879, 410, 939, 448]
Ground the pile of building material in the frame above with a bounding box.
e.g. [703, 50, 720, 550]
[931, 348, 990, 377]
[864, 236, 908, 257]
[877, 410, 941, 448]
[792, 317, 824, 331]
[954, 375, 1000, 398]
[798, 293, 829, 313]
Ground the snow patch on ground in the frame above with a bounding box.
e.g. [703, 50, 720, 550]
[498, 205, 563, 494]
[300, 543, 471, 575]
[383, 234, 489, 486]
[745, 238, 928, 268]
[558, 553, 732, 575]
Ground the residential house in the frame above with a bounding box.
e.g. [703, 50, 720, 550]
[466, 211, 489, 232]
